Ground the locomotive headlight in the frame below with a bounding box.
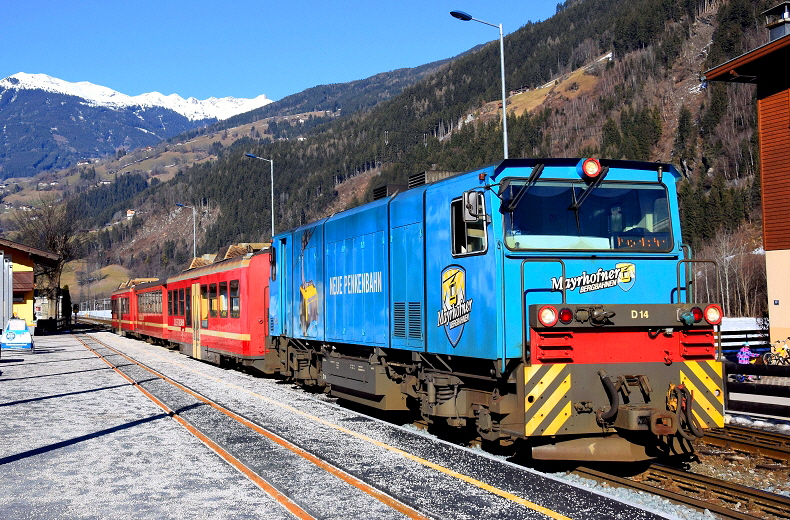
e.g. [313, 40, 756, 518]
[704, 304, 723, 325]
[581, 158, 602, 178]
[692, 307, 703, 323]
[538, 306, 558, 327]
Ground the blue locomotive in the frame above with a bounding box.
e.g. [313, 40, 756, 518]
[265, 157, 724, 461]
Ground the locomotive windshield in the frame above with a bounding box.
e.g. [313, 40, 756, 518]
[502, 181, 672, 251]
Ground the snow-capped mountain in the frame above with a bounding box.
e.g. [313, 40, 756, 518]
[0, 73, 272, 121]
[0, 73, 273, 178]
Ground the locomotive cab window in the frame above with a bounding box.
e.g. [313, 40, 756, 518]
[451, 195, 487, 256]
[502, 180, 672, 252]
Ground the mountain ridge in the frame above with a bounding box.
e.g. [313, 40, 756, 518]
[0, 73, 273, 121]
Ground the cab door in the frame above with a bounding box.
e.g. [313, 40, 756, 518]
[191, 282, 202, 359]
[425, 184, 498, 359]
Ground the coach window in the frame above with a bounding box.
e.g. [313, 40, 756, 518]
[230, 280, 240, 318]
[185, 288, 192, 327]
[200, 285, 209, 327]
[451, 196, 487, 256]
[209, 283, 218, 317]
[177, 288, 183, 317]
[219, 281, 228, 318]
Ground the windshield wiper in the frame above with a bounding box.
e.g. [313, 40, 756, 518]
[503, 163, 544, 212]
[568, 166, 609, 233]
[568, 166, 609, 212]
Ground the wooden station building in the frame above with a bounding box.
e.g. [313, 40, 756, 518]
[0, 238, 60, 328]
[705, 2, 790, 341]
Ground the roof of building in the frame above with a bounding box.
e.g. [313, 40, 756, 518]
[0, 237, 60, 266]
[705, 33, 790, 83]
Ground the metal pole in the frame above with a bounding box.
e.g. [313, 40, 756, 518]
[498, 23, 508, 159]
[191, 206, 196, 258]
[245, 153, 275, 239]
[270, 159, 275, 238]
[450, 11, 508, 159]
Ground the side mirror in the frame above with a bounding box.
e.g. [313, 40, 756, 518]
[462, 191, 483, 223]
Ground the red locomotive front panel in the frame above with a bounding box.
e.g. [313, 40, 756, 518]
[523, 302, 725, 459]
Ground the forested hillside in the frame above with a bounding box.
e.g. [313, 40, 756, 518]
[47, 0, 771, 316]
[175, 53, 465, 142]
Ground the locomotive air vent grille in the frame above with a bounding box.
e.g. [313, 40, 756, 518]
[408, 302, 422, 339]
[408, 170, 458, 189]
[393, 302, 407, 338]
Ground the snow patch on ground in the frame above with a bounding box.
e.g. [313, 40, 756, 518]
[721, 317, 760, 331]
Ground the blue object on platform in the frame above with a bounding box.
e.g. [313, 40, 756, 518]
[1, 318, 34, 351]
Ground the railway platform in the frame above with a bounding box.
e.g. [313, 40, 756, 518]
[0, 332, 688, 519]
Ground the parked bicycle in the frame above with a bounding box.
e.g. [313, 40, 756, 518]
[763, 338, 790, 365]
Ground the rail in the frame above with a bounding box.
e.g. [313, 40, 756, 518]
[574, 463, 790, 519]
[702, 424, 790, 463]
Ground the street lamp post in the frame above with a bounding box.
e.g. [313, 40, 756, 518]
[450, 10, 509, 159]
[245, 153, 275, 239]
[175, 203, 196, 258]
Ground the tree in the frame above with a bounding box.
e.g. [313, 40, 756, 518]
[10, 195, 88, 318]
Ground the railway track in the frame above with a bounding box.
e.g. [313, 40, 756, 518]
[75, 332, 669, 520]
[76, 328, 790, 518]
[574, 463, 790, 519]
[701, 425, 790, 463]
[73, 333, 430, 520]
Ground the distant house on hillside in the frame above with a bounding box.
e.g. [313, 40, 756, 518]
[126, 209, 136, 220]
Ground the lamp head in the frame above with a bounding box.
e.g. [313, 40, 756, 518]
[245, 153, 257, 158]
[450, 10, 473, 21]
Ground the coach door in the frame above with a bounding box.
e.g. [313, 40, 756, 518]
[191, 282, 202, 359]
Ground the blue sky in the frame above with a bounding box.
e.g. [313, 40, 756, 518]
[2, 1, 560, 101]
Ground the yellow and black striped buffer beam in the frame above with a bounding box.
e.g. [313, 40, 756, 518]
[679, 360, 725, 429]
[524, 364, 572, 436]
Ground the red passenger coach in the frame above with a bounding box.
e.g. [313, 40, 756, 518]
[166, 250, 271, 366]
[111, 278, 158, 336]
[134, 279, 168, 342]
